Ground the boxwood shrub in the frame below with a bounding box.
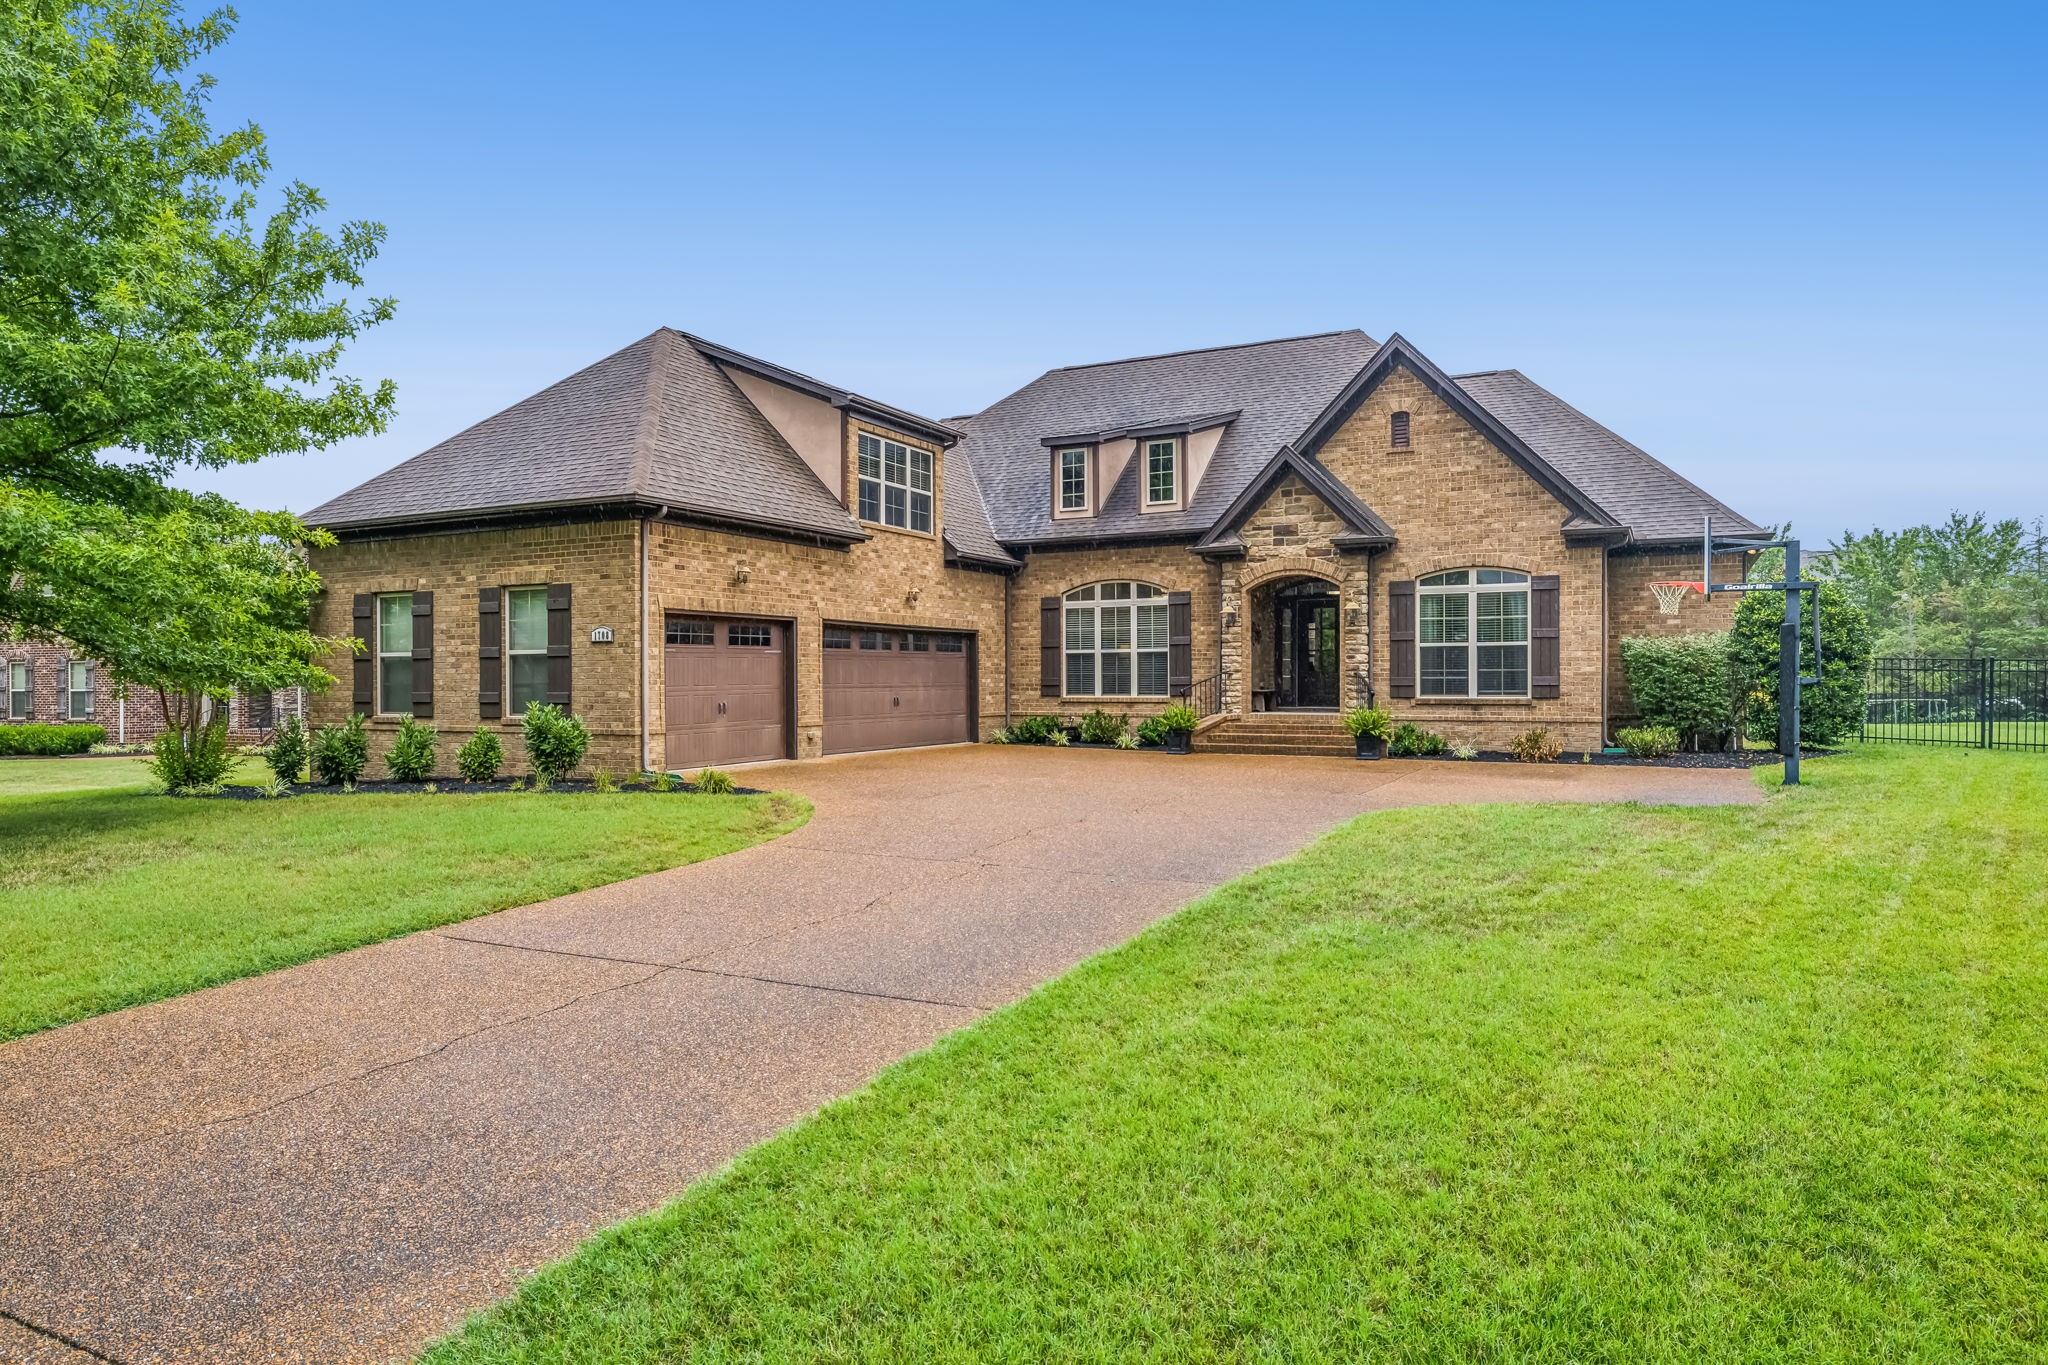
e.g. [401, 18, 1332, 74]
[0, 723, 105, 756]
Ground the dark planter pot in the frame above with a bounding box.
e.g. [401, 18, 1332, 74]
[1355, 734, 1386, 760]
[1165, 729, 1193, 755]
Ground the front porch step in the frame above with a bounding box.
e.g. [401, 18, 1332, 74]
[1195, 716, 1355, 757]
[1197, 740, 1358, 757]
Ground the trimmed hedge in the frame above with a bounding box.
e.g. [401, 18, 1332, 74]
[0, 723, 106, 756]
[1618, 631, 1741, 751]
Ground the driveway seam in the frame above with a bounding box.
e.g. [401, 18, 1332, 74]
[0, 1304, 128, 1364]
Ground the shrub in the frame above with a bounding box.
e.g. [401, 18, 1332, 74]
[385, 715, 438, 782]
[310, 714, 369, 785]
[1049, 729, 1071, 746]
[149, 715, 234, 789]
[986, 728, 1013, 744]
[266, 714, 308, 783]
[1135, 716, 1170, 748]
[521, 702, 591, 784]
[695, 767, 736, 794]
[1614, 723, 1680, 759]
[1342, 706, 1393, 740]
[1388, 723, 1448, 757]
[1158, 703, 1200, 733]
[1450, 743, 1478, 760]
[592, 768, 616, 794]
[1509, 728, 1565, 763]
[649, 770, 676, 792]
[1008, 714, 1063, 745]
[1113, 730, 1137, 750]
[1733, 580, 1872, 747]
[0, 722, 106, 756]
[455, 729, 505, 783]
[1078, 708, 1128, 745]
[1619, 632, 1741, 751]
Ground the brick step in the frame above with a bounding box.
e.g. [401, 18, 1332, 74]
[1198, 743, 1358, 757]
[1204, 726, 1350, 742]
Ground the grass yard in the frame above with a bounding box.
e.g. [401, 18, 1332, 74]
[424, 746, 2047, 1363]
[0, 757, 808, 1040]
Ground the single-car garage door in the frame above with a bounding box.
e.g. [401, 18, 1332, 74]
[664, 617, 789, 769]
[823, 626, 971, 755]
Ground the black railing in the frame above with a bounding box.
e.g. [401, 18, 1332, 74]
[1175, 672, 1222, 719]
[1863, 656, 2048, 752]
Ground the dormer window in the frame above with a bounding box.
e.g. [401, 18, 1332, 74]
[1057, 447, 1090, 512]
[1144, 438, 1179, 507]
[1390, 411, 1411, 448]
[857, 432, 933, 533]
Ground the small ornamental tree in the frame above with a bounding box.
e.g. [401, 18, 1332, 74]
[1618, 632, 1742, 751]
[521, 703, 590, 785]
[1733, 580, 1873, 748]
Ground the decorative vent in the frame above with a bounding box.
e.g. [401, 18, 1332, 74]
[1390, 411, 1411, 448]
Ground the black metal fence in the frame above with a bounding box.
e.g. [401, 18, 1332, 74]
[1863, 657, 2048, 751]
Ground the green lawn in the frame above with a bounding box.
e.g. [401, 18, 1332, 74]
[0, 757, 807, 1040]
[424, 747, 2047, 1363]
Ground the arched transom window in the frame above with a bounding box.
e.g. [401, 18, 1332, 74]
[1064, 582, 1170, 697]
[1419, 569, 1529, 697]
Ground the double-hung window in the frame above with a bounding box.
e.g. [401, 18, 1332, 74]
[66, 661, 90, 719]
[6, 661, 26, 719]
[857, 433, 934, 532]
[1057, 447, 1090, 512]
[507, 587, 551, 712]
[1063, 582, 1170, 697]
[1418, 570, 1530, 697]
[1144, 439, 1178, 507]
[377, 594, 414, 716]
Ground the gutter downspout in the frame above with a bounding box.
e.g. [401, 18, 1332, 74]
[1002, 568, 1013, 731]
[640, 506, 668, 773]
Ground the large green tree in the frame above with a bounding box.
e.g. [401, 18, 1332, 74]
[1828, 513, 2048, 659]
[0, 0, 395, 774]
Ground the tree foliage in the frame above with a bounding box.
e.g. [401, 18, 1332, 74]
[1618, 631, 1741, 751]
[1825, 513, 2048, 659]
[1733, 579, 1873, 747]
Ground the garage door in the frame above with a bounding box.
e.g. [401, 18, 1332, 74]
[823, 626, 971, 755]
[664, 617, 788, 769]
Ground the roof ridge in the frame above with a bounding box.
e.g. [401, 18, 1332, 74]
[630, 331, 675, 496]
[1051, 329, 1370, 374]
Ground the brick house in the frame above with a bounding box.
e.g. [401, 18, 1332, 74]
[304, 327, 1756, 771]
[0, 637, 301, 745]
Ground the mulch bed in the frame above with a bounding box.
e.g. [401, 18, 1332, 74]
[175, 777, 766, 800]
[1384, 747, 1838, 769]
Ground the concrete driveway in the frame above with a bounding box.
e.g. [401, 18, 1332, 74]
[0, 747, 1759, 1363]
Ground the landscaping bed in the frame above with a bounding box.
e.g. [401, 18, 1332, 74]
[175, 777, 768, 799]
[1389, 746, 1838, 769]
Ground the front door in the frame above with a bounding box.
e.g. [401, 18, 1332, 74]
[1277, 593, 1339, 709]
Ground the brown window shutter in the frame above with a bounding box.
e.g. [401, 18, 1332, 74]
[1167, 591, 1192, 690]
[1388, 580, 1417, 699]
[478, 587, 502, 720]
[351, 594, 375, 712]
[1390, 411, 1411, 448]
[1530, 575, 1561, 698]
[82, 661, 96, 720]
[1039, 596, 1061, 697]
[249, 689, 274, 730]
[410, 590, 435, 719]
[545, 583, 573, 711]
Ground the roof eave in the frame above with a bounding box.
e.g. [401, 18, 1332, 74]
[315, 496, 872, 548]
[686, 333, 962, 447]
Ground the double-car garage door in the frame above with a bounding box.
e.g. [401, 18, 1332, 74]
[663, 617, 970, 769]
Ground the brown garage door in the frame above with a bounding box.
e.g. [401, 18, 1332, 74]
[823, 626, 971, 755]
[664, 617, 788, 769]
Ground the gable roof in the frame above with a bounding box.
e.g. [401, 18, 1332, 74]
[953, 330, 1386, 545]
[1193, 446, 1394, 553]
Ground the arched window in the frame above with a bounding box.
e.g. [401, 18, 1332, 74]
[1418, 569, 1529, 697]
[1390, 411, 1411, 448]
[1063, 582, 1171, 697]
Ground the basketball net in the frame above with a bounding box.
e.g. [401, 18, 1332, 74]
[1650, 581, 1701, 616]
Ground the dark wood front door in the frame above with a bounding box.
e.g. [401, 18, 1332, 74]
[823, 627, 971, 754]
[664, 617, 789, 769]
[1277, 593, 1340, 709]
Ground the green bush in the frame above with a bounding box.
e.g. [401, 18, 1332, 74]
[311, 714, 369, 785]
[148, 717, 233, 789]
[1135, 717, 1170, 747]
[1619, 631, 1741, 751]
[1733, 580, 1873, 747]
[1614, 723, 1681, 759]
[385, 715, 438, 782]
[455, 729, 505, 783]
[0, 723, 105, 756]
[266, 714, 308, 783]
[1509, 728, 1565, 763]
[1388, 723, 1448, 757]
[521, 702, 591, 784]
[1342, 706, 1393, 740]
[1157, 703, 1200, 733]
[1007, 714, 1064, 745]
[1078, 709, 1128, 745]
[695, 767, 736, 795]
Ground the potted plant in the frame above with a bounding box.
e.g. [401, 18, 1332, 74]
[1343, 705, 1393, 759]
[1157, 702, 1200, 755]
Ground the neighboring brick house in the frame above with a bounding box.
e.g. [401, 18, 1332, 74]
[304, 327, 1758, 770]
[0, 638, 301, 745]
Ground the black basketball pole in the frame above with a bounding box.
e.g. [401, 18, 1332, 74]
[1780, 538, 1802, 785]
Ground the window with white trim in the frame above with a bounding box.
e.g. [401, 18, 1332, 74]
[1057, 447, 1089, 512]
[6, 660, 25, 720]
[66, 661, 90, 719]
[508, 587, 551, 712]
[1063, 582, 1170, 697]
[1144, 438, 1178, 506]
[1418, 569, 1530, 697]
[377, 593, 414, 716]
[857, 432, 934, 532]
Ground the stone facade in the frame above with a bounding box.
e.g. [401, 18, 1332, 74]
[1218, 474, 1373, 714]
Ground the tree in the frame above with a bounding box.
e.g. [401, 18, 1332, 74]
[1826, 513, 2048, 659]
[0, 0, 393, 759]
[1732, 579, 1873, 748]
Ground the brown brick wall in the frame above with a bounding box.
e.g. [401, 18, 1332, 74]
[1606, 550, 1748, 723]
[1316, 366, 1610, 751]
[1005, 544, 1222, 723]
[1221, 475, 1373, 712]
[0, 638, 301, 746]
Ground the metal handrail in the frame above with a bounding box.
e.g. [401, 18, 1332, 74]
[1174, 673, 1222, 719]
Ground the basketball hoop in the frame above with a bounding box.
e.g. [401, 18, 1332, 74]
[1649, 581, 1703, 616]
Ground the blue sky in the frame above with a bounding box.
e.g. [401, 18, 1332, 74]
[186, 0, 2046, 543]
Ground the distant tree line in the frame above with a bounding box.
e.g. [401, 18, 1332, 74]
[1821, 513, 2048, 660]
